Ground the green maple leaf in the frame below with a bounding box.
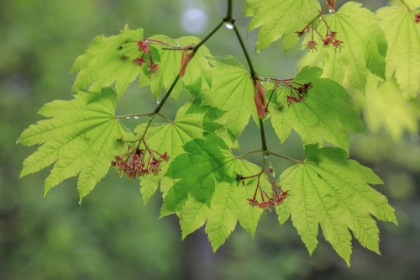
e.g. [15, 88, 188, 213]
[270, 66, 365, 151]
[71, 27, 147, 97]
[278, 144, 397, 265]
[134, 101, 225, 204]
[176, 147, 266, 251]
[200, 56, 254, 138]
[377, 5, 420, 98]
[18, 88, 130, 199]
[301, 2, 387, 92]
[244, 0, 320, 52]
[354, 74, 420, 140]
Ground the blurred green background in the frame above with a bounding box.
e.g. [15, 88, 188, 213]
[1, 0, 419, 279]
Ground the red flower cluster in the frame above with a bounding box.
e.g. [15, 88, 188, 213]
[133, 39, 159, 73]
[415, 13, 420, 23]
[237, 168, 289, 211]
[322, 31, 343, 51]
[111, 143, 169, 179]
[286, 82, 312, 106]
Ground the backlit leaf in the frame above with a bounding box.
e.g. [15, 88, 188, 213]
[279, 144, 397, 265]
[18, 88, 130, 199]
[244, 0, 320, 51]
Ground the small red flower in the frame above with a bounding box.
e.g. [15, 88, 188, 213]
[306, 40, 317, 51]
[137, 40, 149, 52]
[148, 63, 159, 73]
[133, 57, 146, 66]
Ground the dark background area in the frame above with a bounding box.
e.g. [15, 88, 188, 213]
[1, 0, 419, 279]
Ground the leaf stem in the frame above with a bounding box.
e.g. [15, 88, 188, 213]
[268, 150, 304, 164]
[236, 149, 262, 159]
[399, 0, 411, 11]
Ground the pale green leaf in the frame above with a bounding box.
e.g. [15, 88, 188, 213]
[280, 144, 397, 265]
[18, 88, 130, 199]
[71, 28, 146, 96]
[244, 0, 320, 51]
[301, 2, 387, 91]
[354, 74, 420, 140]
[201, 56, 254, 137]
[270, 66, 365, 151]
[377, 6, 420, 98]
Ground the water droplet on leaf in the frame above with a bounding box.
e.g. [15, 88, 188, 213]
[224, 23, 234, 30]
[263, 152, 270, 158]
[126, 116, 131, 119]
[328, 9, 334, 13]
[156, 100, 160, 104]
[134, 116, 139, 119]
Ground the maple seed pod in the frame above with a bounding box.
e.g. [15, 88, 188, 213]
[179, 46, 195, 77]
[253, 76, 266, 119]
[327, 0, 336, 11]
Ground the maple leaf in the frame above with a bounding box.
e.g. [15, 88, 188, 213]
[71, 28, 147, 97]
[18, 88, 130, 199]
[377, 5, 420, 98]
[354, 74, 420, 140]
[278, 144, 397, 265]
[200, 56, 255, 138]
[244, 0, 320, 51]
[173, 144, 267, 251]
[134, 101, 227, 204]
[301, 2, 387, 92]
[270, 66, 365, 151]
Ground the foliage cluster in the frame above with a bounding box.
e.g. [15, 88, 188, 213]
[18, 0, 420, 264]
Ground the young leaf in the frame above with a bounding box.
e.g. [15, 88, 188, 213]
[71, 28, 146, 97]
[279, 144, 397, 265]
[301, 2, 387, 92]
[244, 0, 320, 52]
[134, 102, 223, 204]
[354, 74, 420, 140]
[270, 66, 365, 151]
[200, 56, 254, 138]
[377, 5, 420, 98]
[18, 88, 130, 199]
[160, 134, 232, 215]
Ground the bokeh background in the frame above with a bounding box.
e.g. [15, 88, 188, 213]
[1, 0, 419, 279]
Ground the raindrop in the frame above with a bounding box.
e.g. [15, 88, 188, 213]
[260, 81, 264, 85]
[78, 201, 82, 206]
[263, 152, 270, 159]
[126, 116, 131, 119]
[134, 116, 140, 119]
[328, 9, 334, 13]
[156, 100, 160, 104]
[225, 22, 234, 30]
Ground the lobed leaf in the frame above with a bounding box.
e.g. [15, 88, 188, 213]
[270, 66, 365, 151]
[301, 2, 387, 92]
[279, 144, 397, 265]
[71, 28, 146, 97]
[377, 5, 420, 98]
[200, 56, 254, 138]
[18, 88, 130, 200]
[177, 147, 265, 251]
[244, 0, 320, 52]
